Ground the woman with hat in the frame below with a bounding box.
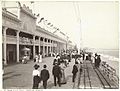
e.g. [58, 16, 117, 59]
[32, 64, 40, 89]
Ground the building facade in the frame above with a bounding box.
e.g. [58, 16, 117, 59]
[2, 4, 67, 65]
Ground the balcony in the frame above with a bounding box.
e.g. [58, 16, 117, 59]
[40, 41, 44, 46]
[6, 35, 17, 44]
[35, 40, 39, 45]
[19, 37, 33, 45]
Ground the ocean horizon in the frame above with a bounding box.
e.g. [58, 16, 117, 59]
[95, 49, 119, 58]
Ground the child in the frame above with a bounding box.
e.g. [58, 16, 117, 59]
[40, 65, 50, 89]
[32, 64, 40, 89]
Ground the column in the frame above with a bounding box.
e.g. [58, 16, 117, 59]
[56, 41, 59, 53]
[49, 40, 51, 53]
[58, 42, 60, 53]
[52, 41, 54, 53]
[46, 39, 48, 56]
[33, 35, 35, 58]
[3, 27, 8, 65]
[39, 37, 41, 53]
[16, 30, 20, 63]
[43, 38, 45, 57]
[59, 43, 61, 53]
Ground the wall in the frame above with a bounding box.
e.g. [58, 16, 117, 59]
[20, 5, 36, 34]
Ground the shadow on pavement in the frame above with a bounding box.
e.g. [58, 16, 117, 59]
[3, 74, 21, 80]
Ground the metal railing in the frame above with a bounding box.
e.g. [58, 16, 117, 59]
[19, 37, 33, 45]
[6, 35, 17, 43]
[100, 61, 119, 87]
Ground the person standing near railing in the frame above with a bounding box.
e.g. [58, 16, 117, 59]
[94, 53, 98, 68]
[96, 55, 101, 68]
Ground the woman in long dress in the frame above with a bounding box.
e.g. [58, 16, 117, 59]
[35, 54, 39, 63]
[60, 62, 67, 84]
[38, 52, 42, 63]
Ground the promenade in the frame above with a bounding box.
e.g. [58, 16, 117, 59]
[3, 57, 119, 89]
[73, 59, 118, 89]
[3, 57, 75, 89]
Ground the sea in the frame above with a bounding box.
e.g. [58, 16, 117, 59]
[96, 49, 119, 58]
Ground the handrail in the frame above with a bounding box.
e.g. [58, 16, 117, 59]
[100, 61, 119, 86]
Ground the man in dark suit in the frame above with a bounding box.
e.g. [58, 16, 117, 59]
[40, 65, 50, 89]
[52, 62, 62, 87]
[72, 61, 78, 82]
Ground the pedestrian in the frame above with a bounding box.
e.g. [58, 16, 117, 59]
[94, 53, 98, 68]
[38, 52, 42, 63]
[59, 62, 67, 84]
[91, 53, 95, 65]
[40, 64, 50, 89]
[32, 64, 40, 89]
[72, 61, 78, 82]
[56, 55, 61, 65]
[34, 54, 39, 63]
[96, 55, 101, 68]
[52, 62, 62, 87]
[82, 53, 85, 60]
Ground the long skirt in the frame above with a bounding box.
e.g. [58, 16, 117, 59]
[60, 70, 67, 84]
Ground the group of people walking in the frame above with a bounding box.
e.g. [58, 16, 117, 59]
[32, 50, 102, 89]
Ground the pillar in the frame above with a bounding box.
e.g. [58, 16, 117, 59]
[59, 43, 61, 53]
[16, 30, 20, 63]
[3, 26, 8, 65]
[43, 38, 45, 57]
[49, 40, 51, 53]
[46, 39, 48, 56]
[33, 35, 35, 58]
[53, 41, 55, 52]
[39, 37, 41, 53]
[56, 42, 58, 53]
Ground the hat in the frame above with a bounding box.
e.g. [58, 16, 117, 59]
[34, 64, 40, 69]
[43, 64, 47, 68]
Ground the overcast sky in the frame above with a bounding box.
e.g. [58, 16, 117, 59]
[2, 1, 119, 49]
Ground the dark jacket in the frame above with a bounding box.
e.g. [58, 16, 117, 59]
[52, 65, 62, 77]
[40, 69, 50, 81]
[33, 75, 41, 84]
[72, 64, 78, 75]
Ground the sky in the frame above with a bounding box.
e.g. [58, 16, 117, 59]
[2, 1, 119, 49]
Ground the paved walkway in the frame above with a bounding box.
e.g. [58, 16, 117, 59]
[3, 57, 75, 89]
[73, 60, 118, 89]
[3, 57, 118, 89]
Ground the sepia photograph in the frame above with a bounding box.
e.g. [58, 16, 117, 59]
[1, 0, 119, 89]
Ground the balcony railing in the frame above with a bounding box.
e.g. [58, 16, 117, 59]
[35, 40, 39, 45]
[19, 37, 33, 45]
[40, 41, 44, 46]
[6, 35, 17, 44]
